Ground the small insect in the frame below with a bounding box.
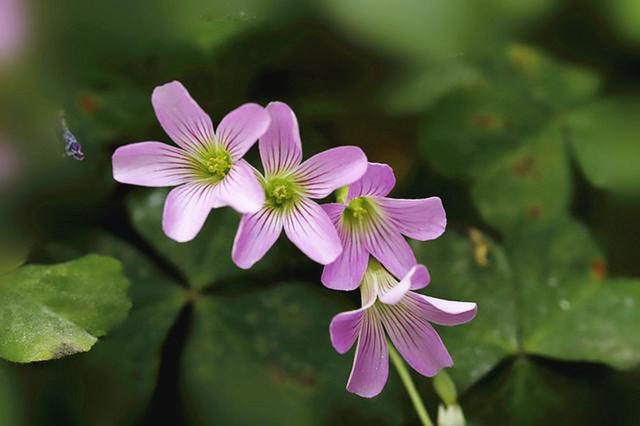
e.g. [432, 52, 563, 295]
[58, 110, 84, 161]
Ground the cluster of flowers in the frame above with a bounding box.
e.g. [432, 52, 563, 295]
[112, 81, 477, 398]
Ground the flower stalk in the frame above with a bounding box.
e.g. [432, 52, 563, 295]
[388, 342, 434, 426]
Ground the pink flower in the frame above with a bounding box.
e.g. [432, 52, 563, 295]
[321, 163, 446, 290]
[0, 0, 27, 65]
[330, 262, 477, 398]
[112, 81, 270, 242]
[232, 102, 367, 268]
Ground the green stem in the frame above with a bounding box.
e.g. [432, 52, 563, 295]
[388, 342, 434, 426]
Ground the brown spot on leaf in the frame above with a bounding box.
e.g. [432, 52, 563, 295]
[52, 342, 81, 359]
[591, 259, 607, 280]
[512, 156, 536, 177]
[470, 113, 509, 131]
[528, 205, 543, 219]
[78, 95, 99, 115]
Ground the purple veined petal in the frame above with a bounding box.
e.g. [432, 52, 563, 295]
[232, 207, 284, 269]
[347, 162, 396, 201]
[321, 202, 346, 225]
[321, 229, 368, 291]
[162, 183, 217, 243]
[297, 146, 368, 199]
[346, 311, 389, 398]
[364, 221, 416, 281]
[378, 264, 428, 305]
[152, 81, 214, 153]
[216, 103, 270, 161]
[321, 203, 368, 290]
[405, 292, 477, 326]
[112, 142, 194, 187]
[378, 300, 453, 377]
[259, 102, 303, 175]
[211, 159, 265, 214]
[283, 199, 343, 265]
[378, 197, 446, 241]
[409, 264, 430, 290]
[329, 307, 366, 354]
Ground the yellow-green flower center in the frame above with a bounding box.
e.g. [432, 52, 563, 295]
[343, 196, 379, 231]
[191, 146, 232, 183]
[264, 175, 301, 211]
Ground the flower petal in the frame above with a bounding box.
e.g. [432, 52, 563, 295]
[162, 183, 217, 243]
[232, 208, 283, 269]
[379, 264, 429, 305]
[321, 203, 368, 290]
[321, 230, 368, 291]
[409, 264, 430, 290]
[330, 307, 366, 354]
[259, 102, 303, 175]
[364, 222, 416, 280]
[112, 142, 193, 187]
[216, 103, 270, 161]
[378, 301, 453, 377]
[152, 81, 214, 153]
[405, 293, 477, 326]
[379, 197, 446, 241]
[211, 159, 265, 214]
[347, 162, 396, 200]
[297, 146, 367, 199]
[283, 199, 342, 265]
[346, 311, 389, 398]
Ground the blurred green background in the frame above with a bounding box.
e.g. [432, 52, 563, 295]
[1, 0, 639, 425]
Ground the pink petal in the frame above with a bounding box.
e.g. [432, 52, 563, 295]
[259, 102, 303, 175]
[347, 162, 396, 201]
[406, 293, 477, 326]
[211, 159, 265, 214]
[112, 142, 193, 187]
[409, 264, 430, 290]
[379, 300, 453, 377]
[379, 197, 446, 241]
[364, 222, 416, 280]
[321, 202, 346, 224]
[216, 103, 270, 161]
[283, 199, 342, 265]
[330, 308, 366, 354]
[321, 203, 368, 290]
[346, 311, 389, 398]
[152, 81, 214, 153]
[162, 183, 217, 243]
[321, 230, 368, 291]
[297, 146, 368, 199]
[232, 208, 283, 269]
[378, 264, 428, 305]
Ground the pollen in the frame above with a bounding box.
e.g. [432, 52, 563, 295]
[343, 197, 379, 231]
[192, 147, 233, 182]
[264, 176, 300, 210]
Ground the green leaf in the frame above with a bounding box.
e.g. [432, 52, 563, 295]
[128, 188, 241, 288]
[412, 231, 518, 392]
[462, 357, 610, 426]
[4, 233, 186, 425]
[181, 284, 406, 425]
[471, 126, 571, 233]
[509, 220, 640, 368]
[128, 188, 294, 289]
[413, 219, 640, 391]
[67, 234, 186, 424]
[419, 45, 598, 180]
[567, 97, 640, 196]
[0, 255, 131, 363]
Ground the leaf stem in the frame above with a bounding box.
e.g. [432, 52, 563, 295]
[388, 342, 434, 426]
